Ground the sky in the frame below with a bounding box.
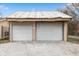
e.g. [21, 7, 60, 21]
[0, 3, 67, 16]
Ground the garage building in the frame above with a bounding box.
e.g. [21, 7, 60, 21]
[6, 11, 71, 42]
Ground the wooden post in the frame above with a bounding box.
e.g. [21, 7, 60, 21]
[32, 22, 36, 41]
[0, 26, 3, 38]
[64, 22, 68, 42]
[9, 21, 13, 42]
[1, 26, 3, 38]
[0, 26, 1, 38]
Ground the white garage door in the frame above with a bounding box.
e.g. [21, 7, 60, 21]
[37, 22, 63, 41]
[12, 23, 32, 41]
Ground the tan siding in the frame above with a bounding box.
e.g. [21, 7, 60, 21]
[0, 20, 9, 39]
[2, 21, 9, 27]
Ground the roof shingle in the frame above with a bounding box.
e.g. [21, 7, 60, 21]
[6, 11, 72, 18]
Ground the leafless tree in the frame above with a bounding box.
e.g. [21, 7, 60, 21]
[59, 3, 79, 35]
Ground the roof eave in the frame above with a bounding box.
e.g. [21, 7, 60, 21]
[6, 17, 72, 22]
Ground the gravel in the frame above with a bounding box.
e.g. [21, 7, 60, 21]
[0, 41, 79, 56]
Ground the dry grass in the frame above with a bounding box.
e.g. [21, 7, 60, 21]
[68, 35, 79, 44]
[0, 37, 9, 44]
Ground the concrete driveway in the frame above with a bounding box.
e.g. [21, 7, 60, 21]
[0, 41, 79, 56]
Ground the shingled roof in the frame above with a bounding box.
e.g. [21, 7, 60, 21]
[6, 11, 71, 19]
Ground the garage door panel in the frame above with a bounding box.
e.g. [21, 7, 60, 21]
[13, 23, 32, 41]
[37, 23, 63, 41]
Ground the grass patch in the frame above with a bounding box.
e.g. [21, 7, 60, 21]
[68, 37, 79, 44]
[0, 37, 9, 44]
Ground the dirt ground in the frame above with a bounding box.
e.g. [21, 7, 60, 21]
[0, 41, 79, 56]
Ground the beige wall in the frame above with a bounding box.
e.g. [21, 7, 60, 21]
[9, 21, 68, 42]
[0, 20, 9, 27]
[0, 20, 9, 38]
